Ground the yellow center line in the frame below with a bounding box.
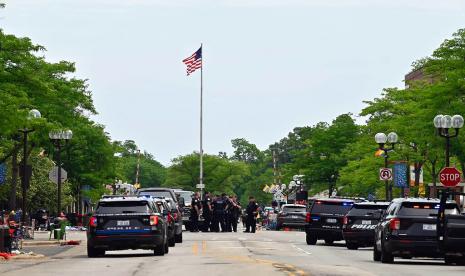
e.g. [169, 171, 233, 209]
[192, 241, 198, 255]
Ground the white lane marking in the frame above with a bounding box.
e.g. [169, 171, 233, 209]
[292, 244, 312, 255]
[263, 238, 273, 242]
[238, 237, 248, 241]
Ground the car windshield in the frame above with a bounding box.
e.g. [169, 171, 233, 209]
[282, 206, 306, 212]
[310, 201, 353, 215]
[96, 201, 150, 214]
[177, 192, 193, 205]
[348, 204, 388, 216]
[398, 202, 460, 216]
[139, 191, 174, 201]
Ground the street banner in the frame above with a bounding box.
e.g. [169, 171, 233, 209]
[0, 163, 6, 185]
[393, 163, 408, 188]
[409, 165, 423, 187]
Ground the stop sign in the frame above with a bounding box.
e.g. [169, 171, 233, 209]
[439, 167, 462, 187]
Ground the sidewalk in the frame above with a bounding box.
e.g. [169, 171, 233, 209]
[23, 230, 86, 247]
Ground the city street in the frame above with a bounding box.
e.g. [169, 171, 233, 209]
[1, 229, 464, 276]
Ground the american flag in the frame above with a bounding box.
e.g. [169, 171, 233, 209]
[182, 47, 202, 76]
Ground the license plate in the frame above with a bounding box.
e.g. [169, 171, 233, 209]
[423, 224, 436, 231]
[362, 220, 372, 225]
[327, 218, 337, 223]
[291, 215, 298, 219]
[117, 220, 130, 226]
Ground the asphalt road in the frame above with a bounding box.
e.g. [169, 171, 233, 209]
[1, 229, 464, 276]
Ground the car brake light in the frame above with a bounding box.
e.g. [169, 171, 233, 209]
[343, 216, 348, 225]
[389, 218, 400, 230]
[306, 212, 311, 223]
[150, 215, 159, 225]
[89, 216, 97, 228]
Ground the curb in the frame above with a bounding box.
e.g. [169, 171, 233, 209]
[10, 254, 46, 260]
[23, 241, 61, 247]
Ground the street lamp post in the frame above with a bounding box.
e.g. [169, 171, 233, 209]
[433, 115, 464, 167]
[49, 130, 73, 215]
[18, 109, 41, 224]
[375, 132, 399, 201]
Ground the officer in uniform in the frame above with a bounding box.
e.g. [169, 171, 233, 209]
[227, 195, 241, 232]
[190, 192, 202, 232]
[202, 191, 212, 232]
[244, 196, 259, 233]
[212, 193, 226, 232]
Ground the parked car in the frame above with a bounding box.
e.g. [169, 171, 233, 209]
[277, 204, 307, 230]
[342, 201, 389, 249]
[153, 198, 176, 247]
[138, 188, 183, 242]
[305, 198, 354, 245]
[87, 196, 169, 257]
[373, 198, 462, 264]
[174, 190, 194, 231]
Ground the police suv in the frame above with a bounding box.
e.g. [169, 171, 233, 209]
[342, 201, 389, 250]
[87, 196, 169, 257]
[373, 198, 463, 264]
[305, 198, 354, 245]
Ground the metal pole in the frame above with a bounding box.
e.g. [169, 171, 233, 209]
[384, 151, 389, 201]
[199, 43, 204, 200]
[21, 130, 28, 224]
[445, 131, 450, 167]
[135, 149, 141, 185]
[57, 141, 62, 215]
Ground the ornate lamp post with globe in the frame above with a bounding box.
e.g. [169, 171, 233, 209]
[433, 115, 464, 167]
[375, 132, 399, 201]
[49, 130, 73, 215]
[18, 109, 42, 224]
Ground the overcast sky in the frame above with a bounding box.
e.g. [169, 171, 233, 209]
[2, 0, 465, 165]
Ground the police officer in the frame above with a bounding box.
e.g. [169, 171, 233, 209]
[190, 192, 202, 232]
[212, 193, 226, 232]
[202, 191, 212, 232]
[244, 196, 259, 233]
[227, 195, 241, 232]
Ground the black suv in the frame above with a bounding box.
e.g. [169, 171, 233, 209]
[138, 188, 183, 242]
[373, 198, 461, 263]
[305, 198, 354, 245]
[87, 196, 169, 257]
[342, 201, 389, 250]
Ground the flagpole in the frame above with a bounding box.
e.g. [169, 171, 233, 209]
[200, 43, 204, 200]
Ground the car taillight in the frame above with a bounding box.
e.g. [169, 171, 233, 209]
[389, 218, 400, 230]
[343, 216, 348, 225]
[150, 215, 159, 226]
[306, 212, 311, 223]
[89, 216, 97, 228]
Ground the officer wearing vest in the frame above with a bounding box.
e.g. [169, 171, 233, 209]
[244, 196, 259, 233]
[212, 194, 227, 232]
[190, 192, 202, 232]
[202, 192, 212, 232]
[226, 195, 241, 232]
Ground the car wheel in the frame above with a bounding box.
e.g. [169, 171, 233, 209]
[346, 242, 358, 250]
[380, 238, 394, 263]
[169, 236, 176, 247]
[175, 232, 183, 243]
[154, 244, 165, 256]
[324, 238, 334, 245]
[373, 244, 381, 261]
[306, 234, 317, 245]
[87, 245, 104, 258]
[164, 240, 169, 254]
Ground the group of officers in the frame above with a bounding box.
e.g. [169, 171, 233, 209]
[189, 192, 260, 233]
